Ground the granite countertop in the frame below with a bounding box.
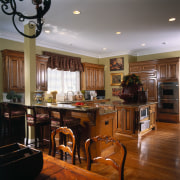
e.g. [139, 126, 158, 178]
[113, 101, 158, 108]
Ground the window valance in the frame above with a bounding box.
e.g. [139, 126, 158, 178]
[43, 51, 83, 72]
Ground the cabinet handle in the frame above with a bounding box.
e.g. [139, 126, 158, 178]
[105, 120, 109, 125]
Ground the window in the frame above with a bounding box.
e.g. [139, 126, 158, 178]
[48, 68, 80, 94]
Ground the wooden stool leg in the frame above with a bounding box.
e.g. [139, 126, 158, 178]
[26, 124, 29, 146]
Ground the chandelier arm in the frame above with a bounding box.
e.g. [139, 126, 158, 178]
[1, 0, 16, 15]
[12, 14, 41, 38]
[0, 0, 51, 38]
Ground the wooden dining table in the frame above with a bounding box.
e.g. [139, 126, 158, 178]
[35, 153, 109, 180]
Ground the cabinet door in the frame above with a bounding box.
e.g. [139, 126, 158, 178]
[141, 78, 157, 102]
[167, 62, 178, 80]
[95, 68, 104, 90]
[157, 63, 167, 80]
[157, 61, 179, 80]
[116, 107, 135, 135]
[9, 56, 24, 92]
[36, 56, 48, 91]
[19, 58, 24, 90]
[149, 104, 157, 129]
[85, 67, 95, 90]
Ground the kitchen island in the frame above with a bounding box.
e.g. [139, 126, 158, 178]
[0, 101, 116, 157]
[113, 101, 157, 137]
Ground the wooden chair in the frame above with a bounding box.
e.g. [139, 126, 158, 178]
[48, 110, 81, 164]
[85, 135, 127, 180]
[1, 102, 25, 136]
[51, 126, 76, 165]
[25, 106, 50, 148]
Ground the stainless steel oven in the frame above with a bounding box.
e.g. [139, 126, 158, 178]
[158, 81, 179, 114]
[158, 82, 179, 99]
[158, 99, 179, 114]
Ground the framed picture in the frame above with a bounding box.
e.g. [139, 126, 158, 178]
[110, 57, 124, 71]
[111, 73, 123, 86]
[112, 88, 121, 96]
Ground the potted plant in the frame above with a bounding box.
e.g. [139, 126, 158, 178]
[16, 94, 22, 102]
[6, 91, 16, 102]
[6, 91, 22, 103]
[119, 74, 142, 103]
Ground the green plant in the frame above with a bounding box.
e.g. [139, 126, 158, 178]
[6, 91, 16, 100]
[16, 94, 22, 99]
[121, 74, 142, 88]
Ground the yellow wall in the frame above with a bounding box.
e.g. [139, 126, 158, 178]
[1, 38, 180, 101]
[99, 55, 136, 101]
[137, 51, 180, 61]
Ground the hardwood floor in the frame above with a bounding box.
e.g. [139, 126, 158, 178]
[117, 122, 180, 180]
[1, 122, 180, 180]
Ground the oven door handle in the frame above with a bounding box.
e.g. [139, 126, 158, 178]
[159, 99, 179, 101]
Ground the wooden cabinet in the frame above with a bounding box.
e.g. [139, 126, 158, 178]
[36, 55, 48, 91]
[149, 103, 157, 129]
[115, 106, 136, 135]
[129, 61, 158, 102]
[114, 102, 157, 137]
[157, 58, 179, 81]
[81, 63, 104, 90]
[141, 77, 157, 102]
[2, 50, 24, 92]
[2, 49, 48, 92]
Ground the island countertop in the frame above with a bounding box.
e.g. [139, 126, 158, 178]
[112, 101, 158, 108]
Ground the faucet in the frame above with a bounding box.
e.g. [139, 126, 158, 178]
[67, 91, 74, 101]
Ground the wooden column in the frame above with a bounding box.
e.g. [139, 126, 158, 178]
[24, 24, 36, 142]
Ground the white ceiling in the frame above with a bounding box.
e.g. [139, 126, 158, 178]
[0, 0, 180, 58]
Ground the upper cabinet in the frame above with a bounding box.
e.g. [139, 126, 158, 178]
[36, 55, 48, 91]
[157, 58, 179, 81]
[2, 50, 24, 92]
[2, 49, 49, 92]
[81, 63, 104, 90]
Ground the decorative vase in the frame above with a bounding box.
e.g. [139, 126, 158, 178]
[34, 91, 44, 104]
[119, 86, 139, 104]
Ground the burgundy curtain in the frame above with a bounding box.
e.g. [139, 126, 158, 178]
[43, 51, 83, 72]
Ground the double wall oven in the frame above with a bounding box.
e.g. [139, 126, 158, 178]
[158, 82, 179, 114]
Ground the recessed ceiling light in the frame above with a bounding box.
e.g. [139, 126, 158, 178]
[169, 17, 176, 22]
[141, 43, 146, 46]
[103, 48, 107, 51]
[116, 32, 121, 35]
[45, 30, 50, 34]
[162, 42, 167, 45]
[59, 32, 65, 35]
[73, 10, 80, 15]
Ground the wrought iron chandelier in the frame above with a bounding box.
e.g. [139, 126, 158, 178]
[0, 0, 51, 38]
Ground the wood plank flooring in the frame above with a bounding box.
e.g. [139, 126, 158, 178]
[1, 122, 180, 180]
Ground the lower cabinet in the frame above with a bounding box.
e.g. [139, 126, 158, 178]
[114, 102, 157, 137]
[116, 106, 136, 135]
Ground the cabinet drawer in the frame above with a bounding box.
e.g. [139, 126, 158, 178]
[142, 64, 156, 71]
[129, 65, 142, 72]
[140, 71, 157, 78]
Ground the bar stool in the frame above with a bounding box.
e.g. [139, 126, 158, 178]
[1, 102, 25, 137]
[25, 106, 50, 148]
[49, 109, 81, 164]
